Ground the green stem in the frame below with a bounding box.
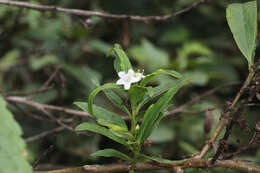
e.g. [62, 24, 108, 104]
[130, 151, 139, 172]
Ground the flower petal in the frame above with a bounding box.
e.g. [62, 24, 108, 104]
[116, 69, 145, 90]
[118, 71, 126, 78]
[128, 69, 135, 75]
[130, 76, 140, 83]
[116, 79, 124, 85]
[124, 82, 131, 90]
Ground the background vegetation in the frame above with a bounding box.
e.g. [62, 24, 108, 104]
[0, 0, 259, 172]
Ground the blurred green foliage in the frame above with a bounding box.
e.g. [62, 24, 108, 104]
[0, 0, 259, 172]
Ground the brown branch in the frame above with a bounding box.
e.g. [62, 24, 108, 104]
[0, 0, 208, 23]
[197, 70, 255, 159]
[26, 67, 61, 99]
[211, 100, 247, 163]
[5, 96, 93, 118]
[34, 159, 260, 173]
[42, 67, 61, 89]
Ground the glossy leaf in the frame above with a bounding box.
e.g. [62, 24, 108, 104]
[140, 69, 182, 86]
[88, 83, 121, 118]
[91, 149, 132, 161]
[75, 122, 127, 145]
[0, 96, 32, 173]
[107, 44, 132, 73]
[74, 102, 128, 131]
[137, 79, 188, 143]
[226, 1, 257, 68]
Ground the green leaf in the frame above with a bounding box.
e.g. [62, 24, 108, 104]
[91, 149, 132, 161]
[179, 140, 199, 154]
[107, 44, 132, 73]
[0, 50, 20, 71]
[137, 81, 179, 111]
[63, 65, 102, 93]
[176, 41, 212, 70]
[74, 102, 128, 131]
[0, 96, 32, 173]
[87, 39, 113, 54]
[88, 83, 121, 118]
[140, 69, 183, 87]
[142, 103, 172, 142]
[128, 86, 147, 111]
[148, 125, 175, 143]
[137, 79, 188, 143]
[29, 55, 59, 71]
[75, 122, 127, 145]
[226, 1, 257, 68]
[129, 39, 170, 71]
[104, 90, 131, 116]
[160, 26, 189, 44]
[109, 130, 134, 139]
[183, 71, 209, 86]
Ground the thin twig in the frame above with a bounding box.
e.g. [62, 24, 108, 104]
[5, 96, 92, 118]
[25, 126, 65, 143]
[12, 102, 47, 121]
[165, 82, 238, 117]
[26, 67, 61, 99]
[33, 105, 75, 132]
[0, 0, 208, 23]
[42, 67, 61, 89]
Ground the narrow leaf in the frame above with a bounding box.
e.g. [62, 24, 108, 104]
[226, 1, 257, 68]
[147, 103, 173, 138]
[140, 69, 182, 86]
[88, 83, 121, 118]
[137, 79, 188, 143]
[109, 130, 134, 139]
[108, 44, 132, 73]
[104, 90, 131, 116]
[129, 86, 147, 111]
[137, 81, 179, 111]
[74, 102, 128, 131]
[75, 122, 127, 145]
[91, 149, 132, 161]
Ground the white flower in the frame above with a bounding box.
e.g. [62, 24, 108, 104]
[116, 69, 145, 90]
